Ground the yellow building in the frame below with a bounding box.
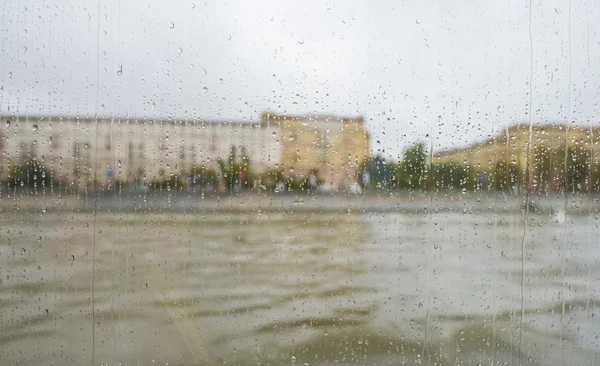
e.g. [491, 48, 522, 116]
[435, 123, 600, 189]
[262, 112, 370, 189]
[437, 124, 599, 168]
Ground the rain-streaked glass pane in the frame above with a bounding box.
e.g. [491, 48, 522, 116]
[1, 1, 599, 365]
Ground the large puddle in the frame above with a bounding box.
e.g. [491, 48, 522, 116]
[1, 208, 599, 365]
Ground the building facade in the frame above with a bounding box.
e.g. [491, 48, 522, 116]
[262, 112, 370, 189]
[435, 123, 600, 190]
[0, 113, 369, 190]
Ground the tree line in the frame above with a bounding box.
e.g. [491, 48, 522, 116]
[1, 145, 324, 194]
[4, 142, 599, 194]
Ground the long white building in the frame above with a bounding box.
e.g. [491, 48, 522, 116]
[0, 115, 281, 189]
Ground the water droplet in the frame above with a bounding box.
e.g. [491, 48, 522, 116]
[227, 35, 232, 41]
[70, 255, 75, 262]
[32, 124, 38, 132]
[177, 47, 183, 54]
[291, 356, 296, 363]
[202, 86, 208, 93]
[415, 19, 421, 24]
[191, 3, 196, 8]
[20, 248, 26, 254]
[202, 69, 207, 75]
[44, 309, 49, 316]
[169, 21, 175, 29]
[23, 46, 27, 52]
[298, 39, 304, 45]
[5, 120, 10, 127]
[143, 283, 149, 289]
[116, 65, 123, 76]
[218, 78, 223, 83]
[37, 265, 41, 270]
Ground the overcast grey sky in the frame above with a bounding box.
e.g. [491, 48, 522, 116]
[1, 0, 599, 159]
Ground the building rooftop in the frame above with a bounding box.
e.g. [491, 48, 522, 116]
[436, 122, 600, 157]
[2, 112, 366, 127]
[261, 112, 364, 123]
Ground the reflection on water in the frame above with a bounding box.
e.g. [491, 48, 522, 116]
[1, 207, 599, 365]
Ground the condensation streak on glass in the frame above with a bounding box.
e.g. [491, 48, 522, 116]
[0, 1, 599, 365]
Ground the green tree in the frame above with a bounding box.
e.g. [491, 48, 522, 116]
[403, 142, 427, 190]
[359, 155, 388, 191]
[217, 145, 254, 191]
[430, 163, 476, 192]
[7, 157, 55, 192]
[532, 144, 551, 192]
[590, 159, 600, 192]
[552, 145, 566, 191]
[566, 144, 591, 192]
[492, 160, 520, 192]
[239, 146, 254, 188]
[387, 162, 405, 190]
